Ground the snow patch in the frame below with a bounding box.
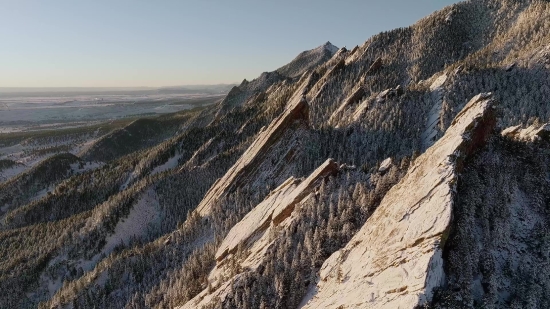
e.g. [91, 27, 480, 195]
[30, 187, 53, 202]
[0, 163, 27, 182]
[429, 73, 448, 91]
[151, 153, 182, 175]
[421, 73, 448, 151]
[101, 188, 160, 256]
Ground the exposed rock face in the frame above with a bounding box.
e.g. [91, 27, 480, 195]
[196, 86, 311, 216]
[421, 73, 449, 151]
[366, 57, 383, 75]
[375, 85, 403, 103]
[329, 86, 366, 124]
[501, 123, 550, 142]
[216, 159, 338, 262]
[179, 159, 339, 309]
[301, 93, 497, 309]
[378, 157, 393, 174]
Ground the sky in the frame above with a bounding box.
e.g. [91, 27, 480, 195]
[0, 0, 459, 88]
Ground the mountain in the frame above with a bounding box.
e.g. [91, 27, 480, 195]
[277, 41, 340, 78]
[0, 0, 549, 308]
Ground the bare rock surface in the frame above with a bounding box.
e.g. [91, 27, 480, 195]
[378, 157, 393, 173]
[216, 159, 338, 262]
[179, 159, 338, 309]
[301, 93, 497, 309]
[196, 85, 311, 216]
[502, 123, 550, 142]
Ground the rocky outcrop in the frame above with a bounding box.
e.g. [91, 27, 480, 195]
[179, 159, 339, 309]
[216, 159, 338, 262]
[301, 93, 497, 309]
[429, 123, 550, 308]
[329, 86, 365, 124]
[366, 57, 383, 75]
[196, 84, 311, 216]
[501, 123, 550, 142]
[343, 87, 366, 108]
[375, 85, 403, 103]
[309, 57, 347, 103]
[345, 45, 362, 64]
[378, 157, 392, 174]
[421, 73, 449, 151]
[213, 71, 286, 122]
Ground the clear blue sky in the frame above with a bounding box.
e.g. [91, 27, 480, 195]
[0, 0, 459, 87]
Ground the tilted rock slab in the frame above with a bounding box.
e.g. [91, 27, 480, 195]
[501, 122, 550, 142]
[196, 83, 311, 216]
[179, 159, 338, 309]
[216, 158, 339, 262]
[301, 93, 497, 309]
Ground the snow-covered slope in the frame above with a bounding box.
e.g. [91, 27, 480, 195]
[301, 93, 497, 309]
[277, 42, 339, 78]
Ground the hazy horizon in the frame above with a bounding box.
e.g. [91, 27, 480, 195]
[0, 84, 236, 92]
[1, 0, 458, 88]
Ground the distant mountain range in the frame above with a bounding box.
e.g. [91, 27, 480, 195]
[0, 84, 236, 97]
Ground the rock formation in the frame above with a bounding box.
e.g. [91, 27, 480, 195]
[501, 123, 550, 142]
[196, 83, 311, 216]
[180, 159, 339, 309]
[301, 93, 497, 309]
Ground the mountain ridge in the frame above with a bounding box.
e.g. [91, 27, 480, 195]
[1, 0, 549, 308]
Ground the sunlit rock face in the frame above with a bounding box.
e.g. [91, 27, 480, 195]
[301, 93, 497, 309]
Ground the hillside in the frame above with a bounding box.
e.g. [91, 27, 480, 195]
[0, 0, 549, 308]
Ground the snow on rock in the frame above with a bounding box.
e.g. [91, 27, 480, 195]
[345, 45, 361, 65]
[301, 93, 497, 309]
[101, 188, 160, 257]
[196, 80, 311, 216]
[501, 123, 550, 142]
[421, 73, 448, 151]
[429, 73, 448, 91]
[329, 86, 365, 124]
[216, 159, 338, 262]
[378, 157, 393, 173]
[179, 159, 339, 309]
[366, 57, 383, 75]
[150, 152, 182, 175]
[277, 41, 339, 78]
